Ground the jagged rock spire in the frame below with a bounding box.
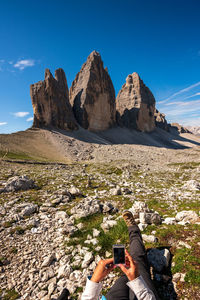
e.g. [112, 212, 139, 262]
[69, 51, 116, 131]
[116, 72, 156, 132]
[30, 68, 77, 130]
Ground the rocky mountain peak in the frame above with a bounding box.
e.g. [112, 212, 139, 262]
[116, 72, 156, 132]
[44, 68, 53, 80]
[54, 68, 69, 97]
[69, 51, 116, 131]
[29, 52, 174, 134]
[30, 68, 77, 131]
[88, 50, 101, 58]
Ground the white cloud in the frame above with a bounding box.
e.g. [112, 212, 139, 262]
[179, 117, 200, 127]
[184, 92, 200, 99]
[26, 117, 33, 122]
[0, 59, 5, 63]
[14, 59, 35, 70]
[167, 108, 200, 117]
[13, 112, 30, 117]
[159, 81, 200, 104]
[0, 122, 7, 126]
[164, 99, 200, 106]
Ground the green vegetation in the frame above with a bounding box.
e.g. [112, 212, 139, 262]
[168, 162, 200, 170]
[10, 226, 25, 235]
[1, 289, 19, 300]
[10, 247, 18, 254]
[0, 150, 33, 161]
[0, 256, 7, 265]
[98, 219, 128, 253]
[185, 269, 200, 284]
[67, 213, 104, 250]
[0, 157, 199, 298]
[172, 246, 200, 285]
[3, 220, 15, 228]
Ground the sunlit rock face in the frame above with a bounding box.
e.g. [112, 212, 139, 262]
[69, 51, 116, 132]
[30, 68, 78, 130]
[116, 72, 156, 132]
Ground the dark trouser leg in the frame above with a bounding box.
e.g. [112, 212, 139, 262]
[128, 225, 160, 300]
[106, 274, 129, 300]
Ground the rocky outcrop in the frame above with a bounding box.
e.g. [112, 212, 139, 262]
[116, 73, 156, 132]
[154, 109, 169, 131]
[30, 69, 78, 130]
[170, 123, 191, 134]
[69, 51, 116, 131]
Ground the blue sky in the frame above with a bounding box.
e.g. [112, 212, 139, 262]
[0, 0, 200, 133]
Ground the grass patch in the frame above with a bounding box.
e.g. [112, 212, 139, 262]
[67, 213, 104, 249]
[97, 219, 128, 254]
[67, 215, 129, 255]
[168, 162, 200, 170]
[0, 150, 33, 161]
[185, 269, 200, 284]
[10, 226, 25, 235]
[3, 220, 15, 228]
[2, 289, 20, 300]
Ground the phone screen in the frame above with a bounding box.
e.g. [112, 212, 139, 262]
[113, 246, 125, 264]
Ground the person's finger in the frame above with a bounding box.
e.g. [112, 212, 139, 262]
[103, 258, 114, 265]
[105, 262, 114, 270]
[125, 250, 134, 267]
[119, 264, 128, 275]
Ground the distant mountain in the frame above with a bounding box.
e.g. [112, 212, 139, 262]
[186, 126, 200, 136]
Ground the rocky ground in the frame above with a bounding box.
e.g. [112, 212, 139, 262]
[0, 131, 200, 300]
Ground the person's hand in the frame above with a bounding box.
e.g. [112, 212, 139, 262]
[119, 250, 139, 281]
[91, 258, 115, 283]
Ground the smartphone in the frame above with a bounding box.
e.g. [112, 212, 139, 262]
[113, 244, 125, 265]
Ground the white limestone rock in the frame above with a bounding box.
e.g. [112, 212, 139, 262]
[81, 252, 93, 268]
[57, 264, 72, 279]
[183, 180, 200, 191]
[142, 234, 158, 243]
[175, 210, 199, 224]
[163, 217, 176, 225]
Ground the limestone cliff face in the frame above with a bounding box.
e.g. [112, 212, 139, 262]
[116, 73, 156, 132]
[69, 51, 116, 131]
[30, 69, 78, 130]
[154, 109, 169, 131]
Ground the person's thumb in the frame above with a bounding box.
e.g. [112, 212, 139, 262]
[119, 264, 128, 275]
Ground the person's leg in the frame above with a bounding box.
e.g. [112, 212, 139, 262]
[56, 288, 69, 300]
[106, 275, 130, 300]
[128, 225, 160, 300]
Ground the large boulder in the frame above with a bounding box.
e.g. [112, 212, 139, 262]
[30, 68, 78, 130]
[116, 73, 156, 132]
[1, 176, 35, 193]
[69, 51, 116, 131]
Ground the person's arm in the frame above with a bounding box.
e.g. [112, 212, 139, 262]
[81, 278, 103, 300]
[127, 276, 156, 300]
[81, 258, 114, 300]
[119, 250, 156, 300]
